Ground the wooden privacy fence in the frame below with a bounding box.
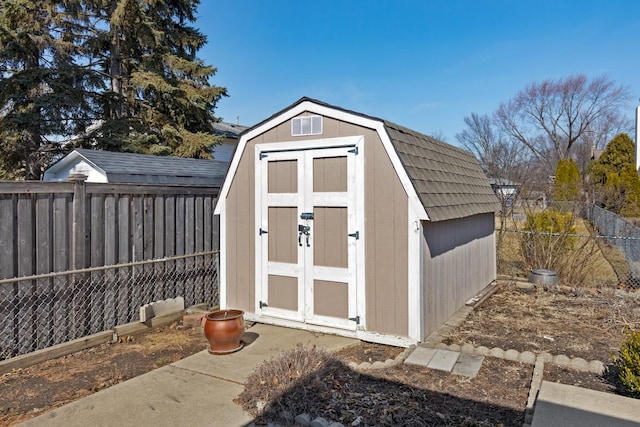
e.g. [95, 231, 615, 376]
[0, 178, 221, 360]
[0, 251, 219, 360]
[0, 176, 220, 280]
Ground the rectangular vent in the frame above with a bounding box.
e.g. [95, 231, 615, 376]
[291, 115, 322, 136]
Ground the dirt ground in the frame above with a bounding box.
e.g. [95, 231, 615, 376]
[3, 284, 639, 426]
[240, 345, 531, 427]
[444, 283, 640, 363]
[0, 323, 209, 426]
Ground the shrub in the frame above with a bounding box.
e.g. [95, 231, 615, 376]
[612, 326, 640, 398]
[520, 209, 602, 285]
[235, 345, 342, 421]
[521, 209, 577, 271]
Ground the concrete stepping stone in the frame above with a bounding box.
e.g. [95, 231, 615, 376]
[452, 353, 484, 378]
[426, 349, 460, 372]
[404, 347, 438, 367]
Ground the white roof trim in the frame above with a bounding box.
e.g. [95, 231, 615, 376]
[214, 100, 429, 220]
[45, 149, 108, 178]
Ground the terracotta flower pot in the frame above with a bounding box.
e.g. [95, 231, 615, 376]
[203, 309, 245, 355]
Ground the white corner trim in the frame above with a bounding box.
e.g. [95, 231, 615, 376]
[354, 136, 367, 330]
[215, 100, 429, 220]
[254, 144, 266, 315]
[218, 201, 227, 309]
[407, 205, 423, 341]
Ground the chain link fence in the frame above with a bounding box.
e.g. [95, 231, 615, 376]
[497, 204, 640, 288]
[588, 205, 640, 283]
[0, 251, 219, 361]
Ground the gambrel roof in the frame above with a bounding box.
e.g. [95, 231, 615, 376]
[218, 97, 499, 222]
[383, 121, 500, 221]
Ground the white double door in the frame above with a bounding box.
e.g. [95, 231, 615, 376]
[256, 141, 360, 330]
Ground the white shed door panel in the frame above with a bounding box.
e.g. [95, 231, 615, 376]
[257, 145, 359, 330]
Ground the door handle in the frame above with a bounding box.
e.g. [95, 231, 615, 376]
[298, 224, 310, 247]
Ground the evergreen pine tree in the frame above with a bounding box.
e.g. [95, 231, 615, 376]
[554, 158, 581, 201]
[0, 0, 100, 179]
[589, 133, 640, 216]
[82, 0, 227, 157]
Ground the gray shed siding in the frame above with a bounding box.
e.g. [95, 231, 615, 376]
[421, 212, 496, 338]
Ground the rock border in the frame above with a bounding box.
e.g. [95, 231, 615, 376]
[422, 341, 604, 374]
[345, 344, 416, 371]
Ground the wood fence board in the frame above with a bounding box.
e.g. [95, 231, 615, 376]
[204, 197, 213, 252]
[185, 196, 195, 254]
[175, 195, 185, 256]
[35, 195, 53, 274]
[90, 194, 106, 332]
[103, 194, 118, 328]
[143, 195, 154, 261]
[133, 196, 144, 262]
[0, 196, 16, 280]
[103, 195, 118, 266]
[52, 194, 70, 344]
[35, 195, 53, 349]
[117, 195, 130, 263]
[165, 196, 176, 257]
[90, 194, 105, 267]
[154, 196, 165, 258]
[17, 195, 34, 277]
[117, 195, 131, 324]
[0, 182, 74, 194]
[195, 196, 204, 253]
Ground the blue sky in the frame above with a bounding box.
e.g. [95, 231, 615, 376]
[196, 1, 640, 145]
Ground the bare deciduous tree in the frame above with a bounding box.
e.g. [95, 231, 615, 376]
[456, 112, 525, 179]
[456, 112, 528, 268]
[495, 74, 630, 170]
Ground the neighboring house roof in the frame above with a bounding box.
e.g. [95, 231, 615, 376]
[212, 121, 249, 139]
[44, 148, 229, 186]
[218, 97, 500, 222]
[488, 178, 520, 187]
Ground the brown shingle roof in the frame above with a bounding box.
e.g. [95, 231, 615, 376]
[383, 121, 500, 222]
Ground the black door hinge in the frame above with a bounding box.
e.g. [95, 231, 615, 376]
[348, 231, 359, 240]
[348, 147, 358, 155]
[260, 301, 268, 308]
[259, 228, 268, 236]
[349, 315, 360, 324]
[259, 153, 268, 160]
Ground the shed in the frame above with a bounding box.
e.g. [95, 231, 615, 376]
[43, 148, 229, 186]
[214, 98, 500, 346]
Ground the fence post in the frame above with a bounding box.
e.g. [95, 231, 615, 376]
[69, 174, 89, 270]
[68, 174, 88, 337]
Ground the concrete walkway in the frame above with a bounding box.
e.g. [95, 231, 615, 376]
[18, 324, 358, 427]
[531, 381, 640, 427]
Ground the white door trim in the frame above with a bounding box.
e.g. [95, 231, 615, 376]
[254, 136, 365, 330]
